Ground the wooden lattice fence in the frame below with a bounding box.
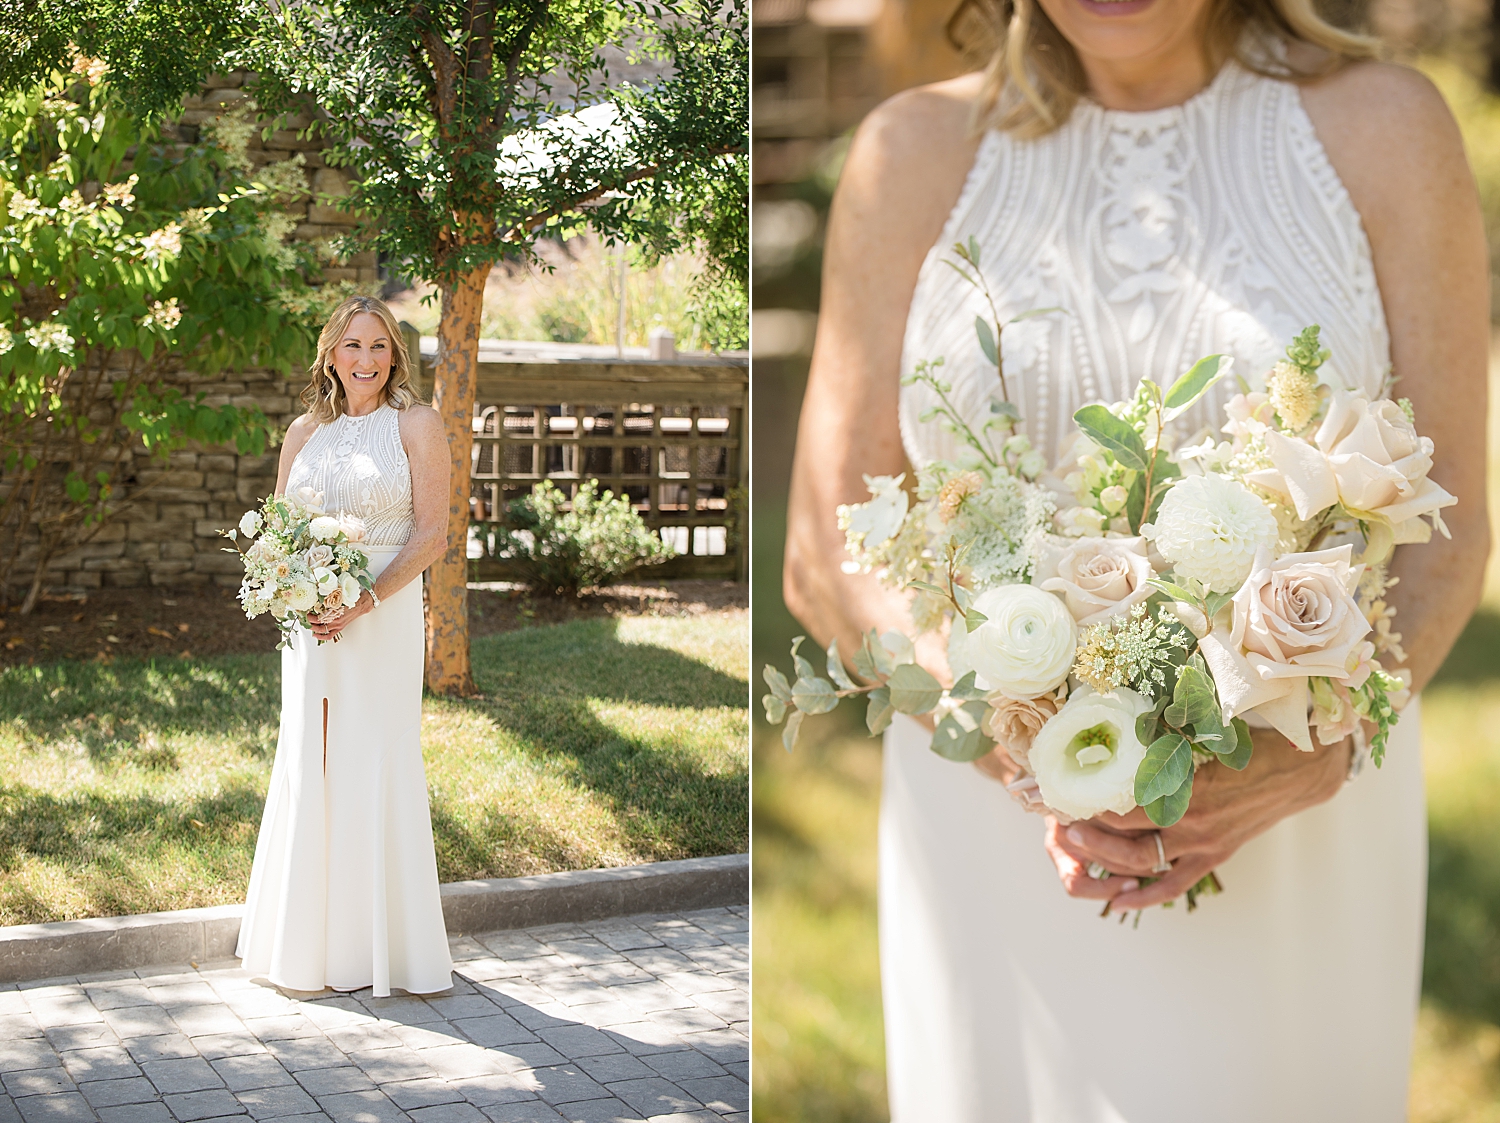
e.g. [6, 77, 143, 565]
[412, 342, 748, 582]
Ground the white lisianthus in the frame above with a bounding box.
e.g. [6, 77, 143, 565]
[949, 584, 1076, 699]
[287, 581, 318, 612]
[238, 510, 262, 538]
[309, 515, 341, 542]
[1144, 474, 1277, 593]
[314, 567, 338, 595]
[1028, 686, 1153, 820]
[339, 572, 361, 607]
[841, 473, 908, 552]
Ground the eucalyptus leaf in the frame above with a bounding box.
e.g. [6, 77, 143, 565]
[966, 235, 981, 266]
[906, 579, 949, 599]
[763, 665, 793, 703]
[1135, 733, 1193, 806]
[949, 670, 988, 702]
[1163, 354, 1233, 414]
[1136, 708, 1164, 746]
[887, 663, 942, 715]
[1073, 404, 1148, 471]
[782, 710, 805, 752]
[856, 627, 894, 679]
[866, 686, 895, 735]
[975, 316, 998, 366]
[827, 638, 858, 690]
[1144, 768, 1193, 827]
[789, 636, 818, 685]
[1164, 701, 1188, 728]
[1007, 306, 1064, 323]
[965, 608, 989, 633]
[1218, 717, 1254, 770]
[762, 693, 786, 724]
[992, 400, 1022, 421]
[931, 700, 992, 761]
[1148, 577, 1200, 605]
[952, 583, 973, 612]
[791, 676, 839, 715]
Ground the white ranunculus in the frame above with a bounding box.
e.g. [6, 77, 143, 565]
[339, 573, 361, 607]
[842, 473, 909, 552]
[309, 515, 342, 542]
[1198, 544, 1372, 753]
[1246, 389, 1456, 554]
[238, 510, 262, 538]
[1040, 536, 1154, 626]
[1144, 473, 1278, 593]
[287, 581, 318, 612]
[948, 584, 1076, 700]
[1028, 686, 1154, 821]
[314, 567, 338, 595]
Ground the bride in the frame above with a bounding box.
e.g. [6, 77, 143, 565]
[236, 296, 454, 996]
[783, 0, 1489, 1116]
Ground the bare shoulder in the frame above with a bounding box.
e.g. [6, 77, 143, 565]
[397, 402, 446, 449]
[1298, 60, 1473, 225]
[281, 412, 319, 454]
[835, 72, 988, 253]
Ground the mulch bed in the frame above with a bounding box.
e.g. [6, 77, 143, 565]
[0, 579, 748, 668]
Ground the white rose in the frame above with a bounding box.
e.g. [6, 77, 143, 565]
[291, 486, 326, 515]
[287, 581, 318, 612]
[238, 510, 262, 538]
[1247, 389, 1456, 552]
[309, 515, 341, 542]
[1198, 544, 1372, 753]
[1144, 473, 1278, 593]
[307, 543, 334, 568]
[1040, 537, 1153, 626]
[1028, 686, 1153, 821]
[948, 584, 1076, 700]
[340, 572, 361, 607]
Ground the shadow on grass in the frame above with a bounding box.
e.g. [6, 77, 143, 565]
[0, 655, 281, 765]
[459, 618, 748, 862]
[1424, 818, 1500, 1026]
[0, 780, 264, 924]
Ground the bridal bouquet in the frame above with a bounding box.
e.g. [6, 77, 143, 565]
[765, 259, 1452, 867]
[224, 487, 375, 649]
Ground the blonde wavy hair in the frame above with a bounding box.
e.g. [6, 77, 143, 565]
[956, 0, 1380, 138]
[300, 295, 422, 423]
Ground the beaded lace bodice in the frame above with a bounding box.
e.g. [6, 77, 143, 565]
[286, 404, 414, 547]
[900, 60, 1390, 468]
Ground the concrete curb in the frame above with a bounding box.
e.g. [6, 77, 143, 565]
[0, 853, 747, 984]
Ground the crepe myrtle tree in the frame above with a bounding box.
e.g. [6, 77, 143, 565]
[242, 0, 748, 694]
[0, 0, 747, 693]
[0, 60, 319, 613]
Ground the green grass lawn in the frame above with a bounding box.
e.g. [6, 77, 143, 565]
[0, 610, 748, 927]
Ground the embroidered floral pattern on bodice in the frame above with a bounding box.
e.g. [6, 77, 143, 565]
[286, 404, 414, 546]
[900, 63, 1390, 468]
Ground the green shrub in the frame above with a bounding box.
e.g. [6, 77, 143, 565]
[485, 479, 675, 596]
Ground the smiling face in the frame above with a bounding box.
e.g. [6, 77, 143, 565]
[1032, 0, 1218, 106]
[330, 312, 394, 405]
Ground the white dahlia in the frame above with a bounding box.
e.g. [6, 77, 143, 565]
[1145, 474, 1277, 594]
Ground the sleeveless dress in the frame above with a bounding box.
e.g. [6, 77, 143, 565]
[236, 403, 453, 996]
[883, 61, 1425, 1120]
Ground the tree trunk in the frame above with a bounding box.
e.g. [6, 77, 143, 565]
[424, 262, 492, 695]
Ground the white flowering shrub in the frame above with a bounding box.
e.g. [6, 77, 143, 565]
[482, 480, 675, 597]
[0, 60, 323, 610]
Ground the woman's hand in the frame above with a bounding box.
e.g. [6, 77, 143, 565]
[1043, 727, 1350, 910]
[308, 591, 376, 643]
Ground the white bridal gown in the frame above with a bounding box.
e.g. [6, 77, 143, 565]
[237, 403, 453, 996]
[885, 59, 1425, 1121]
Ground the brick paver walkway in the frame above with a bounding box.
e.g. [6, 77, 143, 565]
[0, 907, 747, 1123]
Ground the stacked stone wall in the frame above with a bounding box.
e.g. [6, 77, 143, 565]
[5, 73, 378, 597]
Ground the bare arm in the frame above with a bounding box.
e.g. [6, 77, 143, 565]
[315, 405, 450, 638]
[783, 76, 983, 673]
[1303, 62, 1491, 693]
[273, 414, 319, 497]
